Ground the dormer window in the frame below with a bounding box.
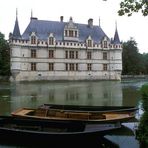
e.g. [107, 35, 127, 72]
[30, 32, 37, 44]
[31, 35, 36, 44]
[86, 36, 93, 47]
[104, 41, 107, 48]
[88, 40, 92, 47]
[64, 17, 79, 41]
[49, 37, 54, 45]
[48, 33, 55, 45]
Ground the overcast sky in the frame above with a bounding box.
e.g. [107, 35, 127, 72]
[0, 0, 148, 53]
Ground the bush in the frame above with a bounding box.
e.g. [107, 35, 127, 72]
[136, 84, 148, 147]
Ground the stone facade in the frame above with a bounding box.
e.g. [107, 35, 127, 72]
[9, 15, 122, 81]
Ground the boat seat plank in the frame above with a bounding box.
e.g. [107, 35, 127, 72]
[14, 109, 34, 116]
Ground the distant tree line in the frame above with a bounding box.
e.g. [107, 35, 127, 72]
[122, 38, 148, 75]
[0, 32, 10, 76]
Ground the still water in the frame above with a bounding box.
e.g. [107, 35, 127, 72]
[0, 80, 148, 147]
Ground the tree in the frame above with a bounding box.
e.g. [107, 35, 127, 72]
[0, 32, 10, 76]
[118, 0, 148, 16]
[143, 53, 148, 74]
[122, 38, 144, 75]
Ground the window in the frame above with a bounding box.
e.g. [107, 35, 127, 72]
[31, 50, 36, 58]
[103, 52, 107, 60]
[65, 63, 78, 71]
[31, 36, 36, 44]
[49, 63, 54, 71]
[69, 30, 74, 37]
[69, 51, 74, 59]
[87, 63, 92, 71]
[87, 51, 92, 59]
[69, 63, 75, 71]
[76, 51, 78, 59]
[65, 30, 68, 37]
[87, 40, 92, 47]
[31, 63, 36, 71]
[75, 31, 77, 37]
[103, 64, 107, 71]
[65, 51, 68, 59]
[76, 63, 78, 71]
[49, 50, 54, 58]
[65, 63, 68, 71]
[104, 41, 107, 48]
[49, 37, 54, 45]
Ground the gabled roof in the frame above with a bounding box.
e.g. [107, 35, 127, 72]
[22, 18, 109, 43]
[12, 17, 21, 39]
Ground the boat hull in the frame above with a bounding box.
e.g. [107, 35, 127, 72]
[0, 116, 121, 146]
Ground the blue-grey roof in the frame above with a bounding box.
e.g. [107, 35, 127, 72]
[21, 18, 109, 43]
[113, 28, 120, 44]
[12, 18, 21, 39]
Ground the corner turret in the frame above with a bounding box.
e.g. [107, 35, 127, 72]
[113, 22, 120, 44]
[12, 9, 21, 39]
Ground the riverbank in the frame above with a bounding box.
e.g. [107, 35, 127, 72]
[0, 76, 9, 81]
[105, 122, 140, 148]
[121, 75, 148, 80]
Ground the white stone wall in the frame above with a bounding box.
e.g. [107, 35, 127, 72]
[10, 41, 122, 81]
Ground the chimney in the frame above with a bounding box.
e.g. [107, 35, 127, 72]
[60, 16, 64, 22]
[88, 18, 93, 28]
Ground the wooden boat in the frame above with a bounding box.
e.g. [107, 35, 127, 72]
[11, 104, 138, 123]
[40, 104, 138, 112]
[0, 115, 121, 146]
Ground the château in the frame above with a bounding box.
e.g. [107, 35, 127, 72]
[9, 14, 122, 81]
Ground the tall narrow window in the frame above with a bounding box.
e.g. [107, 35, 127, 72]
[87, 51, 92, 59]
[87, 63, 92, 71]
[49, 37, 54, 45]
[76, 51, 78, 59]
[76, 63, 78, 71]
[65, 51, 68, 59]
[69, 30, 73, 37]
[103, 64, 107, 71]
[49, 63, 54, 71]
[31, 50, 36, 58]
[31, 63, 36, 71]
[75, 31, 77, 37]
[103, 52, 107, 60]
[49, 50, 54, 58]
[65, 30, 68, 37]
[69, 51, 74, 59]
[31, 36, 36, 44]
[65, 63, 68, 71]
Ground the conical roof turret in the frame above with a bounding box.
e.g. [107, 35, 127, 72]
[113, 22, 120, 44]
[12, 9, 21, 39]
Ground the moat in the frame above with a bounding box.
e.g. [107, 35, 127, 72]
[0, 79, 147, 147]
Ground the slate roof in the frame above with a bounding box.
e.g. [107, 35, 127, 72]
[21, 18, 109, 43]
